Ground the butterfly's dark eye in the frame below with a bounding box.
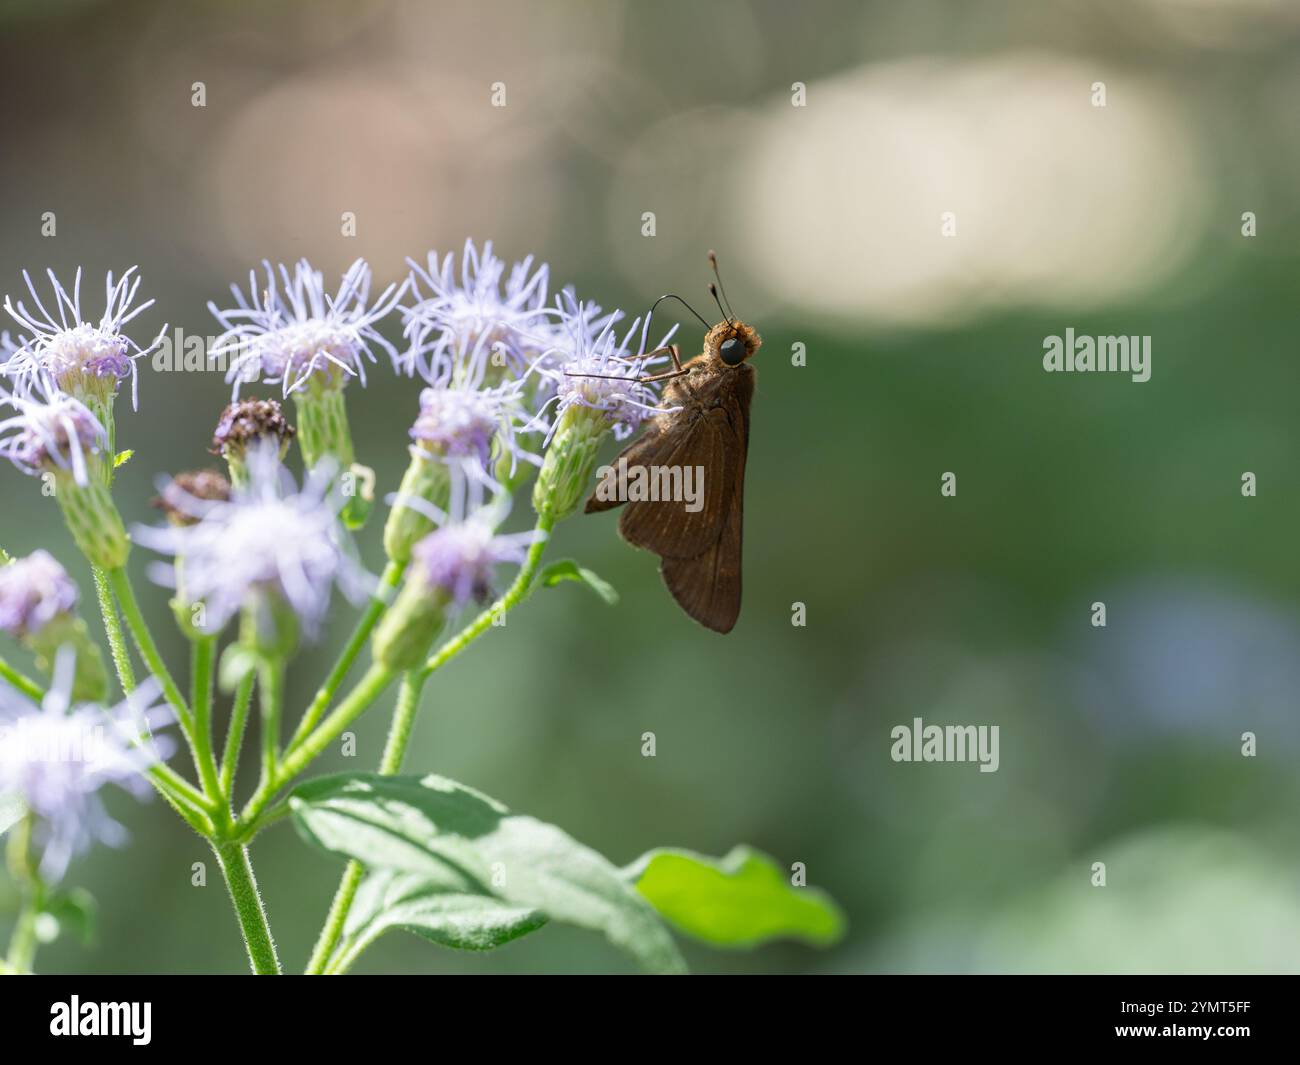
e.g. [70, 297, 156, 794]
[719, 336, 745, 365]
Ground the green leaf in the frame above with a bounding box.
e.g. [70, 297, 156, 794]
[328, 869, 547, 972]
[538, 560, 619, 606]
[624, 845, 846, 949]
[113, 449, 134, 469]
[290, 773, 685, 973]
[0, 794, 25, 837]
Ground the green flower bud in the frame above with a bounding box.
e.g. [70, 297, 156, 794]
[532, 404, 608, 522]
[292, 382, 374, 529]
[372, 579, 449, 673]
[293, 382, 355, 471]
[383, 449, 451, 565]
[55, 471, 130, 570]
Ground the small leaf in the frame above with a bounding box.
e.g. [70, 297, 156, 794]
[218, 644, 259, 693]
[624, 845, 846, 949]
[328, 870, 546, 972]
[290, 773, 684, 973]
[539, 560, 619, 606]
[113, 449, 134, 469]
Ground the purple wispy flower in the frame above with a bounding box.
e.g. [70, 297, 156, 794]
[210, 259, 404, 399]
[401, 240, 557, 383]
[533, 299, 679, 442]
[133, 444, 371, 638]
[0, 550, 78, 639]
[2, 267, 164, 410]
[408, 469, 542, 607]
[0, 373, 108, 486]
[411, 375, 541, 474]
[0, 651, 173, 882]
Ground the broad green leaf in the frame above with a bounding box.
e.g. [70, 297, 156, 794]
[327, 869, 547, 973]
[290, 773, 685, 973]
[624, 845, 846, 949]
[113, 449, 134, 468]
[0, 794, 25, 837]
[539, 559, 619, 606]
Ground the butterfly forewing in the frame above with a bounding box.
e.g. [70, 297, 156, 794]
[617, 406, 736, 558]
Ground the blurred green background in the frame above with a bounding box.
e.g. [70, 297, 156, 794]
[2, 0, 1299, 973]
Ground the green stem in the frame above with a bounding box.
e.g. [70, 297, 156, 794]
[92, 564, 136, 697]
[0, 656, 43, 701]
[190, 636, 224, 806]
[258, 657, 285, 790]
[235, 663, 396, 831]
[88, 566, 212, 827]
[306, 670, 426, 974]
[148, 766, 216, 836]
[220, 672, 255, 799]
[107, 567, 192, 735]
[307, 862, 365, 975]
[286, 560, 405, 751]
[214, 841, 280, 974]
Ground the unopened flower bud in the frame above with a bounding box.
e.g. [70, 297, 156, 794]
[532, 403, 607, 522]
[211, 398, 294, 487]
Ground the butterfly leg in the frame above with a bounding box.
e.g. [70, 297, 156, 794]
[564, 344, 689, 385]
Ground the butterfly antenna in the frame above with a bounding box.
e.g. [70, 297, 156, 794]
[650, 293, 710, 329]
[707, 250, 736, 320]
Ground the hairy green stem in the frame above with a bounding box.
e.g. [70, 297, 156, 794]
[220, 672, 255, 799]
[257, 658, 285, 792]
[92, 564, 137, 697]
[306, 670, 426, 974]
[235, 663, 396, 832]
[190, 636, 224, 806]
[286, 560, 405, 751]
[214, 841, 280, 974]
[107, 567, 192, 735]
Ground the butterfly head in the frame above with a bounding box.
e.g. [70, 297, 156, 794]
[704, 250, 759, 367]
[706, 319, 761, 366]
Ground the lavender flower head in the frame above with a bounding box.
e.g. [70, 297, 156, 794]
[0, 373, 109, 486]
[537, 301, 678, 442]
[0, 651, 173, 881]
[402, 240, 555, 383]
[409, 471, 541, 607]
[2, 267, 164, 410]
[134, 444, 371, 638]
[210, 259, 403, 399]
[0, 550, 78, 639]
[413, 377, 540, 473]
